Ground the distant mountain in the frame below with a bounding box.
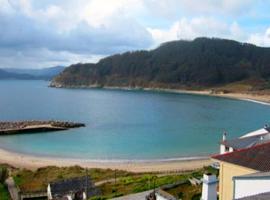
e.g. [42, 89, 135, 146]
[51, 37, 270, 91]
[0, 69, 35, 80]
[1, 66, 65, 80]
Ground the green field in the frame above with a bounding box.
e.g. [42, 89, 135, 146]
[9, 165, 218, 200]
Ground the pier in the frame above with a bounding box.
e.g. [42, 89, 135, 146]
[0, 120, 85, 135]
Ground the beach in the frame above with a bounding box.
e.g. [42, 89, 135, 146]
[0, 148, 212, 172]
[102, 86, 270, 105]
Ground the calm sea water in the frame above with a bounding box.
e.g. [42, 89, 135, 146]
[0, 80, 270, 160]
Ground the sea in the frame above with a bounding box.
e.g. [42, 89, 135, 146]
[0, 80, 270, 161]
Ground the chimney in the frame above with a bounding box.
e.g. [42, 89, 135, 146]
[222, 131, 227, 141]
[201, 173, 218, 200]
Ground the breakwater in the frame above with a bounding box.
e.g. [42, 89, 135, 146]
[0, 121, 85, 135]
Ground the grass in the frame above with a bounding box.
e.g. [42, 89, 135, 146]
[13, 166, 133, 193]
[11, 165, 218, 199]
[93, 166, 218, 199]
[0, 183, 10, 200]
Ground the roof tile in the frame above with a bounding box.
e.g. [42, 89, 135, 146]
[212, 142, 270, 171]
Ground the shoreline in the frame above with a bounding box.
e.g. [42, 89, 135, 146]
[105, 86, 270, 105]
[0, 148, 212, 172]
[52, 84, 270, 105]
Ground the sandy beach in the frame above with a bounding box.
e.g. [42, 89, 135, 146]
[0, 148, 212, 172]
[103, 86, 270, 105]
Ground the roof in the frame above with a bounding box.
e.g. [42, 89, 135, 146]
[221, 133, 270, 150]
[240, 127, 270, 138]
[50, 176, 99, 198]
[234, 171, 270, 179]
[235, 192, 270, 200]
[212, 142, 270, 171]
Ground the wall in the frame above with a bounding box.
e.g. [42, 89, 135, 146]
[156, 193, 170, 200]
[234, 178, 270, 199]
[218, 161, 257, 200]
[220, 144, 226, 154]
[220, 144, 234, 154]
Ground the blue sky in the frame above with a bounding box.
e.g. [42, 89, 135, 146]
[0, 0, 270, 68]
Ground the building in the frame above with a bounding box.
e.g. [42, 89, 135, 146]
[201, 173, 218, 200]
[47, 176, 99, 200]
[212, 142, 270, 200]
[220, 126, 270, 154]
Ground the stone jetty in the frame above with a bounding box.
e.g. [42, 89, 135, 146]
[0, 120, 85, 135]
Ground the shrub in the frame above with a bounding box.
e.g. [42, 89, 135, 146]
[0, 167, 8, 183]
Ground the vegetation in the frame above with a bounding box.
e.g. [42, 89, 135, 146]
[0, 166, 10, 200]
[10, 165, 217, 199]
[0, 166, 8, 184]
[92, 166, 217, 200]
[52, 37, 270, 91]
[13, 166, 133, 192]
[0, 183, 10, 200]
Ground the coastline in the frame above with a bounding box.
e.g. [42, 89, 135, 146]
[0, 148, 212, 172]
[51, 84, 270, 105]
[105, 86, 270, 105]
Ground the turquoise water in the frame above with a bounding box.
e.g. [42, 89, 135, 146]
[0, 80, 270, 160]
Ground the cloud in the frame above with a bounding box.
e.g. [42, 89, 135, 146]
[0, 0, 153, 68]
[248, 28, 270, 47]
[143, 0, 259, 20]
[148, 17, 247, 45]
[0, 0, 269, 68]
[0, 48, 104, 68]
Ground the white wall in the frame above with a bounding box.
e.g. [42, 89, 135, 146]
[47, 184, 52, 200]
[156, 193, 169, 200]
[220, 144, 226, 154]
[234, 178, 270, 199]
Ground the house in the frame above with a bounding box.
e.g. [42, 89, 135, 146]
[47, 176, 99, 200]
[212, 142, 270, 200]
[220, 126, 270, 154]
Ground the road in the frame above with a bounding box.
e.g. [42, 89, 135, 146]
[5, 177, 19, 200]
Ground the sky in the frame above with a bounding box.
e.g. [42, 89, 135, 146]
[0, 0, 270, 69]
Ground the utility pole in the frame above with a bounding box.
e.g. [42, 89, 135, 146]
[85, 168, 88, 200]
[114, 169, 116, 186]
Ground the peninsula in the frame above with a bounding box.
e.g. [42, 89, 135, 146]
[0, 120, 85, 135]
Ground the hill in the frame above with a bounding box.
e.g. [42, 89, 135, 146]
[51, 38, 270, 91]
[1, 66, 65, 80]
[0, 69, 35, 80]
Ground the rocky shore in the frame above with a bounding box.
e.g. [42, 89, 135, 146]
[0, 120, 85, 135]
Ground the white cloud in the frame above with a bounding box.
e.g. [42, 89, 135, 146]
[248, 28, 270, 47]
[0, 0, 153, 68]
[0, 48, 104, 68]
[148, 17, 247, 46]
[143, 0, 258, 19]
[82, 0, 145, 28]
[0, 0, 269, 68]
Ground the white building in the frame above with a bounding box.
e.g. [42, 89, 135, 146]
[201, 173, 218, 200]
[233, 172, 270, 199]
[213, 141, 270, 200]
[220, 126, 270, 154]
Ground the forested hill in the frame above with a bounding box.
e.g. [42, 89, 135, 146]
[51, 38, 270, 90]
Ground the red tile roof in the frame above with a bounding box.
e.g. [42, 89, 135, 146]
[212, 142, 270, 171]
